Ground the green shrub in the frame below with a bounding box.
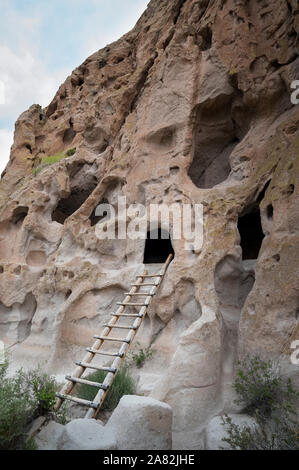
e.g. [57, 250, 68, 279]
[221, 356, 299, 450]
[24, 368, 57, 414]
[233, 356, 298, 418]
[0, 359, 58, 450]
[65, 147, 76, 157]
[222, 412, 299, 450]
[131, 348, 153, 368]
[76, 367, 135, 412]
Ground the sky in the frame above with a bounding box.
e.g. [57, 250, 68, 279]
[0, 0, 149, 173]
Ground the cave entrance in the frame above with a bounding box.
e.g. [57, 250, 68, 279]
[143, 228, 174, 264]
[52, 187, 96, 224]
[238, 208, 264, 260]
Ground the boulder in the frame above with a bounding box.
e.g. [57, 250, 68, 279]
[35, 421, 65, 450]
[60, 418, 117, 450]
[107, 395, 172, 450]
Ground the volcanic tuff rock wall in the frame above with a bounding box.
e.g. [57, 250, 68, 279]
[0, 0, 298, 449]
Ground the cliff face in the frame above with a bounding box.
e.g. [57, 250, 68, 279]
[0, 0, 298, 449]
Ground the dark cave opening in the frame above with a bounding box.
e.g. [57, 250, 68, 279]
[238, 209, 265, 260]
[188, 96, 242, 189]
[143, 228, 175, 264]
[12, 206, 29, 225]
[52, 187, 96, 224]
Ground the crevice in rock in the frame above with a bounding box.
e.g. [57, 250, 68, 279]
[63, 118, 76, 145]
[199, 25, 212, 51]
[130, 54, 158, 114]
[173, 0, 188, 25]
[26, 144, 33, 154]
[46, 100, 58, 118]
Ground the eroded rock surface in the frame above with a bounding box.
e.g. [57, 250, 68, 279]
[0, 0, 298, 449]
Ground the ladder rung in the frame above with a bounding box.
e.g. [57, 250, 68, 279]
[86, 348, 123, 357]
[75, 362, 117, 373]
[66, 375, 109, 390]
[138, 274, 162, 278]
[110, 313, 143, 318]
[131, 283, 157, 286]
[117, 302, 147, 307]
[103, 324, 137, 330]
[55, 392, 98, 409]
[93, 335, 130, 343]
[124, 292, 154, 296]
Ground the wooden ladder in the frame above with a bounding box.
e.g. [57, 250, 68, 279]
[55, 254, 173, 419]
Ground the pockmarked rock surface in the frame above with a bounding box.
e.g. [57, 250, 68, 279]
[0, 0, 298, 449]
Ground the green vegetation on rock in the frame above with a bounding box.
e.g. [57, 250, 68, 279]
[32, 147, 76, 176]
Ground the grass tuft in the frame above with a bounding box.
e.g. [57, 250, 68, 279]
[76, 367, 135, 412]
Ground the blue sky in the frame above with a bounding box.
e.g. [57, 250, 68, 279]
[0, 0, 149, 172]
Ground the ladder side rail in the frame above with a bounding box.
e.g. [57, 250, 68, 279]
[85, 256, 172, 418]
[85, 279, 161, 419]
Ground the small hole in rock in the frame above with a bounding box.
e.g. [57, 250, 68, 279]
[238, 208, 265, 260]
[288, 184, 294, 195]
[266, 204, 273, 219]
[12, 206, 29, 225]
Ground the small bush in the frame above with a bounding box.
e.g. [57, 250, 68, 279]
[222, 412, 299, 450]
[221, 356, 299, 450]
[233, 356, 298, 418]
[0, 359, 58, 450]
[76, 367, 135, 412]
[131, 348, 153, 368]
[65, 147, 76, 157]
[24, 368, 57, 414]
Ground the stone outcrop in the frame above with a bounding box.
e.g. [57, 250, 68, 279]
[0, 0, 298, 449]
[106, 395, 172, 450]
[35, 396, 172, 450]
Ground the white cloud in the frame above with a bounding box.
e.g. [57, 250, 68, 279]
[0, 82, 5, 105]
[82, 1, 149, 57]
[0, 45, 70, 174]
[0, 129, 13, 174]
[0, 45, 70, 122]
